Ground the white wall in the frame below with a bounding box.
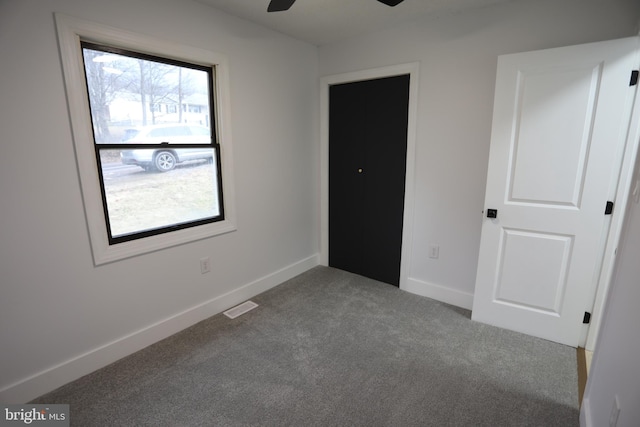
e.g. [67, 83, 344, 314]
[0, 0, 318, 402]
[318, 0, 640, 308]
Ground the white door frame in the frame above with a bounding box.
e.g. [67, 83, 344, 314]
[319, 62, 420, 290]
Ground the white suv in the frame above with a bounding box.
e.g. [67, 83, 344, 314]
[120, 124, 214, 172]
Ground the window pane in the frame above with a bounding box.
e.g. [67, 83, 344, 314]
[117, 124, 211, 145]
[99, 149, 221, 239]
[82, 46, 212, 144]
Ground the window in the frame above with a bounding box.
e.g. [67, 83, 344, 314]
[56, 14, 236, 265]
[81, 42, 224, 244]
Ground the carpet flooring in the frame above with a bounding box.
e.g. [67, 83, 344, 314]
[33, 266, 579, 426]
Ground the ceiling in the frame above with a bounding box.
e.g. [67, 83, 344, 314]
[195, 0, 516, 46]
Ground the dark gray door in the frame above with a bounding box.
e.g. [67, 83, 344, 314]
[329, 75, 410, 286]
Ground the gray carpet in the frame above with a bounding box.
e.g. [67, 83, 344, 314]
[33, 266, 579, 426]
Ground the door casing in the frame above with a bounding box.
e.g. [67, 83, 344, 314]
[320, 63, 420, 291]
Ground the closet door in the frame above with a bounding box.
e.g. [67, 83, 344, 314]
[329, 75, 410, 286]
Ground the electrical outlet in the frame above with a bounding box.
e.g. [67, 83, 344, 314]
[609, 395, 620, 427]
[200, 257, 211, 274]
[429, 245, 439, 259]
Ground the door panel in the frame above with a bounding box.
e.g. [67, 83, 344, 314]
[329, 75, 409, 286]
[495, 229, 572, 313]
[329, 81, 366, 275]
[361, 77, 409, 285]
[509, 64, 600, 206]
[472, 37, 638, 346]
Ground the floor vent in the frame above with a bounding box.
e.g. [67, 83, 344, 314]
[223, 301, 259, 319]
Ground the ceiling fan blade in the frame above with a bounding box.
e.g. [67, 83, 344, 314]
[377, 0, 404, 6]
[268, 0, 296, 12]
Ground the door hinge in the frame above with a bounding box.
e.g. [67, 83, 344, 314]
[583, 312, 591, 324]
[605, 201, 614, 215]
[631, 70, 639, 86]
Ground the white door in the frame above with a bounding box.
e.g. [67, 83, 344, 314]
[472, 37, 639, 347]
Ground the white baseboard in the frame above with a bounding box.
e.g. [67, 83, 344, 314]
[0, 254, 320, 403]
[402, 277, 474, 310]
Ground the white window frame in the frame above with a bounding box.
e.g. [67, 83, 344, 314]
[56, 14, 237, 265]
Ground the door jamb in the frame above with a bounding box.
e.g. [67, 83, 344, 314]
[319, 62, 420, 290]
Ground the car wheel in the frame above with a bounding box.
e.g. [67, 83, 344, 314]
[154, 151, 176, 172]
